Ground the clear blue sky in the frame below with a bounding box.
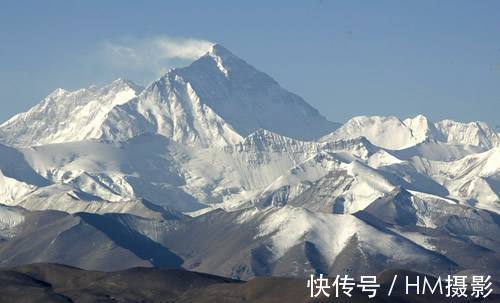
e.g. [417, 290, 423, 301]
[1, 0, 499, 127]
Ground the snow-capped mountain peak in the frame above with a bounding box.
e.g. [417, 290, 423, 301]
[48, 88, 68, 98]
[436, 119, 500, 148]
[0, 47, 499, 280]
[121, 44, 338, 144]
[0, 79, 142, 147]
[321, 115, 422, 150]
[403, 114, 444, 143]
[171, 44, 337, 141]
[107, 77, 143, 93]
[322, 114, 500, 150]
[0, 45, 337, 147]
[205, 44, 238, 77]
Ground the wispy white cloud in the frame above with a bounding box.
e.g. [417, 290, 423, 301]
[99, 35, 214, 77]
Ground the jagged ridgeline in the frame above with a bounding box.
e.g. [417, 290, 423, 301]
[0, 45, 499, 280]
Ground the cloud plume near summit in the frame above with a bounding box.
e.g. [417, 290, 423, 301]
[99, 35, 214, 76]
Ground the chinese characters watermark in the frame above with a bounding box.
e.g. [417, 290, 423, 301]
[307, 274, 493, 299]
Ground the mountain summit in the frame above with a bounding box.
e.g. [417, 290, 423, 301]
[0, 44, 337, 147]
[107, 44, 340, 146]
[173, 44, 338, 141]
[0, 44, 499, 280]
[0, 78, 142, 146]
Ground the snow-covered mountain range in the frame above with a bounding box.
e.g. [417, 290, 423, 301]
[0, 44, 499, 279]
